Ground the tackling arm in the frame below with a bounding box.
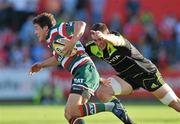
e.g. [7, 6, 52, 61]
[91, 30, 126, 46]
[103, 34, 126, 46]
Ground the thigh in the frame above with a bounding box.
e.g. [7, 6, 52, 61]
[71, 63, 100, 96]
[151, 83, 174, 99]
[95, 75, 133, 99]
[142, 71, 165, 92]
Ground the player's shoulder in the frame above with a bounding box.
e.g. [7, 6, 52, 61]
[53, 22, 65, 29]
[48, 24, 60, 34]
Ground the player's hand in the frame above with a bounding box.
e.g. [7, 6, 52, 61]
[100, 78, 111, 86]
[62, 38, 76, 57]
[90, 30, 105, 41]
[29, 63, 43, 76]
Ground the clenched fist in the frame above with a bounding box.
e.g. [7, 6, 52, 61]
[29, 63, 43, 75]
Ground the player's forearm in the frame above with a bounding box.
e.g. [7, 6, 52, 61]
[104, 34, 126, 46]
[71, 21, 86, 43]
[40, 56, 59, 68]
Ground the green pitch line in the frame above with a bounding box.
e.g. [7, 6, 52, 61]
[0, 103, 179, 124]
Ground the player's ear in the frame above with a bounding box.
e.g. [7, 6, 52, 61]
[43, 26, 49, 31]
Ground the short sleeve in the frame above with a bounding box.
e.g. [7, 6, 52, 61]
[58, 22, 74, 39]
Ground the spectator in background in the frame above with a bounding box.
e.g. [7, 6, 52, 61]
[0, 26, 18, 66]
[1, 0, 180, 73]
[90, 0, 105, 23]
[7, 0, 38, 30]
[0, 0, 14, 28]
[140, 11, 159, 65]
[140, 10, 154, 25]
[103, 0, 126, 27]
[39, 82, 55, 104]
[0, 42, 8, 67]
[74, 0, 91, 23]
[126, 0, 140, 20]
[142, 22, 159, 65]
[123, 16, 145, 51]
[33, 82, 64, 104]
[109, 14, 122, 33]
[73, 0, 92, 43]
[159, 15, 177, 65]
[61, 0, 78, 21]
[19, 15, 36, 45]
[175, 19, 180, 65]
[36, 0, 48, 14]
[30, 40, 47, 63]
[45, 0, 62, 17]
[9, 40, 24, 68]
[37, 0, 62, 19]
[20, 46, 33, 68]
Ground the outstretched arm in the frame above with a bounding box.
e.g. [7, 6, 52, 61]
[29, 56, 58, 75]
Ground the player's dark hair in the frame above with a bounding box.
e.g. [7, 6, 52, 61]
[111, 31, 121, 36]
[91, 23, 109, 33]
[32, 12, 56, 29]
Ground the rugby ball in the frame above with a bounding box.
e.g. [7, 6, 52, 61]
[52, 38, 77, 56]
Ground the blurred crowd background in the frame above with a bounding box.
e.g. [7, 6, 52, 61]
[0, 0, 180, 104]
[0, 0, 180, 70]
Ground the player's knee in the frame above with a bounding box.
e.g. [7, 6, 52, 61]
[98, 94, 108, 102]
[64, 110, 70, 120]
[96, 89, 104, 101]
[64, 107, 75, 120]
[159, 90, 179, 106]
[108, 77, 122, 95]
[65, 104, 82, 120]
[96, 90, 112, 102]
[64, 108, 72, 121]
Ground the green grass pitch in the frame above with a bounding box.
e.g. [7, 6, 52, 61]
[0, 102, 179, 124]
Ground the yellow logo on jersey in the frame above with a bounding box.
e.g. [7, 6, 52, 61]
[107, 43, 117, 56]
[151, 83, 158, 89]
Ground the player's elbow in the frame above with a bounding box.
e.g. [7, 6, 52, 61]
[79, 21, 86, 27]
[96, 86, 114, 102]
[64, 108, 71, 121]
[74, 21, 86, 36]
